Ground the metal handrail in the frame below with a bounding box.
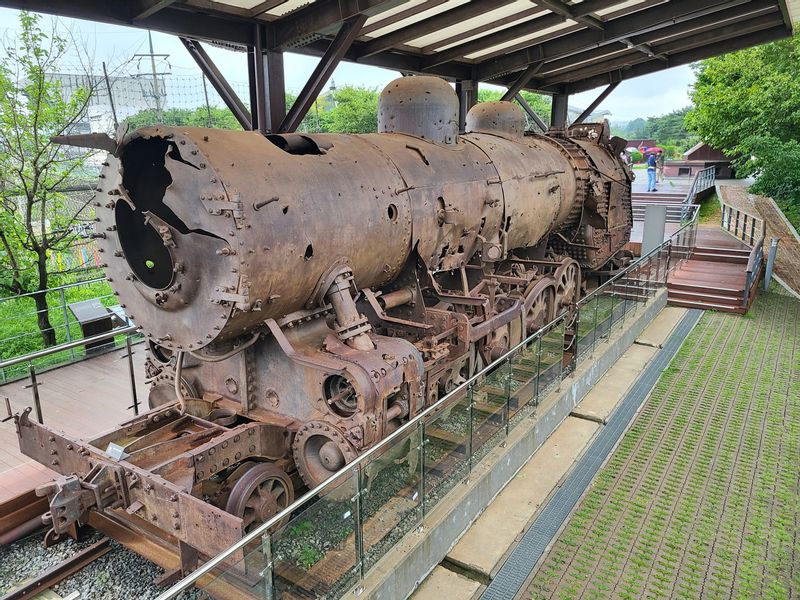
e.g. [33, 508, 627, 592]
[0, 276, 106, 304]
[0, 324, 139, 371]
[743, 235, 765, 308]
[158, 234, 682, 600]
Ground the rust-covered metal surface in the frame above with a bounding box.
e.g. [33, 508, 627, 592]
[17, 76, 632, 583]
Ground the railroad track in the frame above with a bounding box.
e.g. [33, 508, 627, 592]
[0, 538, 111, 600]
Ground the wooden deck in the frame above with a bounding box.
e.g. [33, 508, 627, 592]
[0, 344, 146, 502]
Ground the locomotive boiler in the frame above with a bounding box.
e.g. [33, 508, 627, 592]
[16, 76, 632, 575]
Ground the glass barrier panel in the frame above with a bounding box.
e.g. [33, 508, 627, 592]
[595, 284, 615, 343]
[508, 337, 539, 427]
[536, 319, 564, 398]
[470, 364, 507, 464]
[198, 535, 273, 600]
[360, 425, 423, 573]
[271, 470, 359, 600]
[576, 297, 597, 361]
[423, 386, 470, 511]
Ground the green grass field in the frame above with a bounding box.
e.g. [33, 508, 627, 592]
[528, 290, 800, 599]
[0, 273, 116, 380]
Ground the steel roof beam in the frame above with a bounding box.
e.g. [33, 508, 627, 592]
[534, 0, 604, 30]
[131, 0, 178, 21]
[357, 0, 516, 58]
[514, 93, 547, 131]
[179, 37, 253, 129]
[570, 81, 618, 125]
[500, 62, 543, 101]
[272, 0, 408, 49]
[419, 6, 547, 53]
[544, 24, 788, 95]
[537, 11, 785, 87]
[507, 2, 778, 81]
[475, 0, 754, 80]
[279, 14, 368, 132]
[0, 0, 254, 44]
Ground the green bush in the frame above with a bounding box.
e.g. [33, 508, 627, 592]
[628, 149, 643, 163]
[742, 136, 800, 231]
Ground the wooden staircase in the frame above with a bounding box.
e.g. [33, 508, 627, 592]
[667, 228, 757, 314]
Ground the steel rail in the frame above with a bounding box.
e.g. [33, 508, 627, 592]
[0, 537, 112, 600]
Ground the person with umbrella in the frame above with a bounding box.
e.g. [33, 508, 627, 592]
[646, 150, 658, 192]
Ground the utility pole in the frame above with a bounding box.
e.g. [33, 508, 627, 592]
[148, 31, 162, 120]
[133, 31, 170, 123]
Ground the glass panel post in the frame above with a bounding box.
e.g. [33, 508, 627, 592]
[59, 288, 75, 361]
[533, 334, 542, 403]
[467, 383, 474, 472]
[503, 357, 511, 437]
[418, 420, 426, 524]
[261, 534, 275, 600]
[354, 465, 365, 584]
[591, 295, 599, 355]
[557, 318, 565, 386]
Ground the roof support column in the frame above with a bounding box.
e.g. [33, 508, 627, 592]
[571, 81, 619, 125]
[180, 37, 252, 130]
[279, 13, 367, 133]
[456, 79, 478, 132]
[250, 23, 286, 133]
[550, 93, 569, 130]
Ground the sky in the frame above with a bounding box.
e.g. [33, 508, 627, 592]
[0, 7, 695, 121]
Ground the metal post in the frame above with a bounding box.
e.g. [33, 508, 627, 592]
[466, 383, 474, 473]
[503, 357, 511, 435]
[59, 288, 75, 361]
[352, 465, 365, 583]
[763, 238, 779, 291]
[28, 364, 43, 424]
[419, 420, 426, 522]
[735, 210, 740, 237]
[125, 336, 140, 415]
[533, 335, 541, 403]
[260, 534, 275, 600]
[750, 218, 756, 246]
[456, 79, 477, 133]
[591, 295, 599, 356]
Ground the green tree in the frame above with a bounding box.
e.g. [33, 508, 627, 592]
[687, 30, 800, 228]
[0, 12, 95, 346]
[124, 106, 242, 130]
[321, 86, 379, 133]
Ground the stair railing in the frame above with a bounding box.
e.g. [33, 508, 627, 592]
[720, 201, 766, 247]
[681, 166, 716, 220]
[743, 234, 765, 308]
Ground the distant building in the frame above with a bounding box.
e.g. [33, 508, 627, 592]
[663, 142, 735, 178]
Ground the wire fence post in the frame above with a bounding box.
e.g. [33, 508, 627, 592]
[125, 336, 140, 415]
[59, 288, 76, 362]
[28, 364, 43, 424]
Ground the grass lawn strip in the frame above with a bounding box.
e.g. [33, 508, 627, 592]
[526, 292, 800, 599]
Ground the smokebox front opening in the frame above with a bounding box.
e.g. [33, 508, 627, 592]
[116, 137, 185, 290]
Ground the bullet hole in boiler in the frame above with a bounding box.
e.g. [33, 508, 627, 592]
[304, 244, 314, 260]
[387, 204, 398, 222]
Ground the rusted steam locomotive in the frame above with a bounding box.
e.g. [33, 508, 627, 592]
[16, 76, 631, 573]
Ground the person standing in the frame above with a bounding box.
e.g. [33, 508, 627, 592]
[656, 150, 665, 183]
[647, 152, 658, 192]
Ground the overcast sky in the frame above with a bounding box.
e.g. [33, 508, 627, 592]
[0, 7, 694, 121]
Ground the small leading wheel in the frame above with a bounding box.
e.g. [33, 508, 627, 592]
[225, 463, 294, 533]
[554, 258, 581, 309]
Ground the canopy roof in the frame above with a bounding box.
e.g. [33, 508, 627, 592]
[3, 0, 795, 95]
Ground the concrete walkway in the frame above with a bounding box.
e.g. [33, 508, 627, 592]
[411, 307, 688, 599]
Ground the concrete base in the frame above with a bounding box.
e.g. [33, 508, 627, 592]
[359, 291, 669, 600]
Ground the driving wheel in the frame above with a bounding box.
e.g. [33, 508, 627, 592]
[225, 462, 294, 533]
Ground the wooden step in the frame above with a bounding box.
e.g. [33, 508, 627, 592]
[668, 289, 744, 307]
[667, 280, 744, 294]
[690, 251, 748, 264]
[694, 245, 751, 257]
[668, 298, 746, 314]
